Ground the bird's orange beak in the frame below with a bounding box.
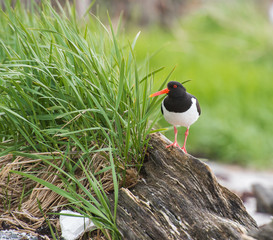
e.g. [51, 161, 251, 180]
[149, 88, 169, 97]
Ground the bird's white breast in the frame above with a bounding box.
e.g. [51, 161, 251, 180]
[162, 97, 200, 128]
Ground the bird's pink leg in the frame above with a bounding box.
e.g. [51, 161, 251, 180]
[181, 128, 189, 153]
[166, 126, 180, 148]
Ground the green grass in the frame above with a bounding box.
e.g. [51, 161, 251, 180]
[0, 1, 165, 166]
[132, 0, 273, 168]
[0, 1, 166, 238]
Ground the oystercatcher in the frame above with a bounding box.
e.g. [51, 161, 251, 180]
[150, 81, 201, 153]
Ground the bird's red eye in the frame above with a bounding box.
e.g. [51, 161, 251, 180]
[173, 85, 177, 88]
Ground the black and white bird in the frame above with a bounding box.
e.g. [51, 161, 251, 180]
[150, 81, 201, 153]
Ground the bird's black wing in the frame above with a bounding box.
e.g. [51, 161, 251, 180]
[189, 94, 201, 115]
[196, 98, 201, 115]
[161, 103, 163, 115]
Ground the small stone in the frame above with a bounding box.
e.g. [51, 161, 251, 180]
[252, 184, 273, 214]
[0, 230, 38, 240]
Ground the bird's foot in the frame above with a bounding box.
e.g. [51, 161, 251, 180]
[166, 141, 180, 148]
[181, 146, 187, 154]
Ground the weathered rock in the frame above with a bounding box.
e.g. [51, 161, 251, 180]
[112, 133, 258, 240]
[250, 221, 273, 240]
[252, 184, 273, 214]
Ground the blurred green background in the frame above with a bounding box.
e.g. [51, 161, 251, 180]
[127, 0, 273, 168]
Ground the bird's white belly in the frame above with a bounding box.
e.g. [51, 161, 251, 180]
[162, 98, 199, 128]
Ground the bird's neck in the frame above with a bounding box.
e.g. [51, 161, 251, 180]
[168, 91, 187, 99]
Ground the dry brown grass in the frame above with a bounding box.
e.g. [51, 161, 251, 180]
[0, 151, 139, 238]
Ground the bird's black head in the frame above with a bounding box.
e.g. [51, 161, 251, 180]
[167, 81, 186, 98]
[149, 81, 187, 98]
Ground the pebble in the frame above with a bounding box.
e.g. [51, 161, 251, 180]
[0, 230, 38, 240]
[253, 184, 273, 215]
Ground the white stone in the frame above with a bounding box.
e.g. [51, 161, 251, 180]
[60, 210, 96, 240]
